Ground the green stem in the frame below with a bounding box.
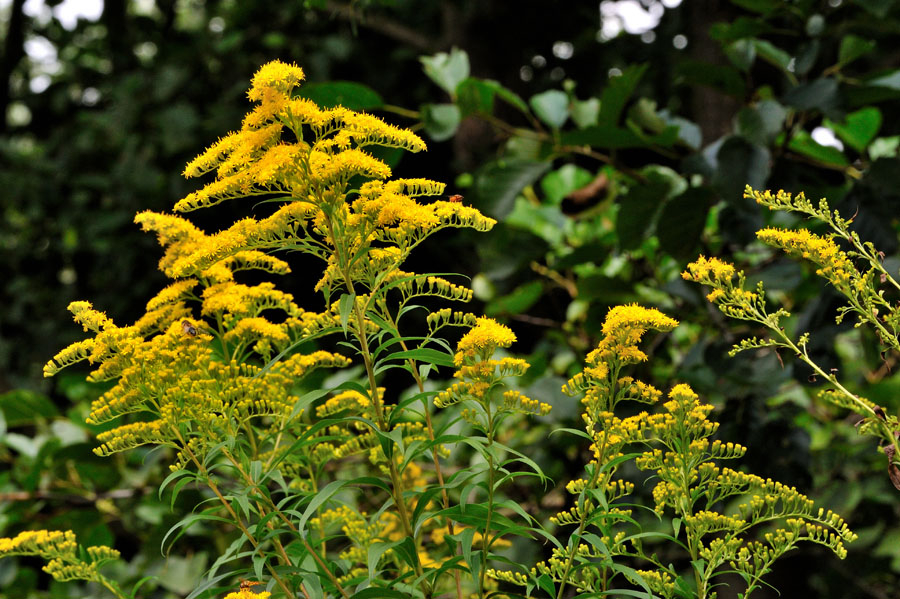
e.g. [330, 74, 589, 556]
[478, 401, 497, 599]
[384, 309, 464, 599]
[176, 437, 297, 599]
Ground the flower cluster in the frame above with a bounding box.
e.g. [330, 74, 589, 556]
[491, 304, 853, 598]
[0, 530, 120, 589]
[436, 317, 547, 429]
[686, 187, 900, 490]
[39, 60, 508, 598]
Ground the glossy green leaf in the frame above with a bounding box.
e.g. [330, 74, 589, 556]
[709, 16, 771, 41]
[351, 588, 408, 599]
[388, 348, 455, 367]
[454, 77, 530, 118]
[485, 281, 543, 316]
[856, 0, 895, 17]
[456, 78, 495, 116]
[338, 293, 355, 334]
[628, 98, 666, 133]
[598, 64, 647, 125]
[660, 111, 702, 149]
[421, 103, 461, 142]
[570, 97, 600, 128]
[753, 38, 793, 72]
[420, 47, 470, 95]
[506, 197, 567, 244]
[297, 81, 383, 110]
[0, 390, 58, 426]
[867, 69, 900, 90]
[789, 130, 849, 166]
[826, 107, 882, 153]
[838, 35, 876, 65]
[475, 158, 551, 218]
[540, 164, 595, 204]
[529, 89, 569, 129]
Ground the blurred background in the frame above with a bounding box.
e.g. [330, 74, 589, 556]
[2, 0, 900, 597]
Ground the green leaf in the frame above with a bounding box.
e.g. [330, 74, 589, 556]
[421, 103, 461, 142]
[506, 197, 567, 245]
[456, 78, 496, 116]
[753, 39, 792, 73]
[540, 164, 594, 204]
[529, 90, 569, 129]
[570, 97, 600, 128]
[297, 82, 383, 111]
[712, 136, 771, 206]
[736, 99, 786, 145]
[660, 111, 702, 150]
[856, 0, 895, 18]
[457, 78, 530, 117]
[535, 573, 556, 597]
[0, 390, 58, 426]
[724, 38, 757, 72]
[825, 107, 882, 153]
[616, 176, 672, 250]
[598, 64, 647, 125]
[838, 35, 876, 66]
[485, 281, 543, 316]
[475, 158, 551, 218]
[420, 47, 470, 95]
[657, 186, 715, 259]
[788, 130, 849, 166]
[628, 98, 666, 134]
[338, 293, 355, 334]
[869, 136, 900, 159]
[867, 69, 900, 90]
[783, 78, 839, 113]
[388, 348, 455, 367]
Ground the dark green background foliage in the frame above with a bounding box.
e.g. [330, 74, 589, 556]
[3, 0, 900, 597]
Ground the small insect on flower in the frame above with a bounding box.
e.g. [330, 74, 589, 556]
[240, 579, 263, 591]
[448, 194, 464, 203]
[181, 320, 199, 337]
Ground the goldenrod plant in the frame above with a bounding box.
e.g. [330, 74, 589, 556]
[488, 305, 853, 599]
[0, 530, 122, 596]
[32, 60, 536, 599]
[5, 64, 854, 599]
[683, 186, 900, 490]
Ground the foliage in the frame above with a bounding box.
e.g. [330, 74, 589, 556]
[0, 60, 858, 599]
[4, 1, 900, 597]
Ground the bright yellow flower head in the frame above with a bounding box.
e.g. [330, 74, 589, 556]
[454, 317, 517, 366]
[756, 227, 858, 291]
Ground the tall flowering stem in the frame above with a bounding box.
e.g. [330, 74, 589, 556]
[435, 316, 550, 598]
[489, 304, 854, 598]
[684, 186, 900, 488]
[40, 60, 500, 598]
